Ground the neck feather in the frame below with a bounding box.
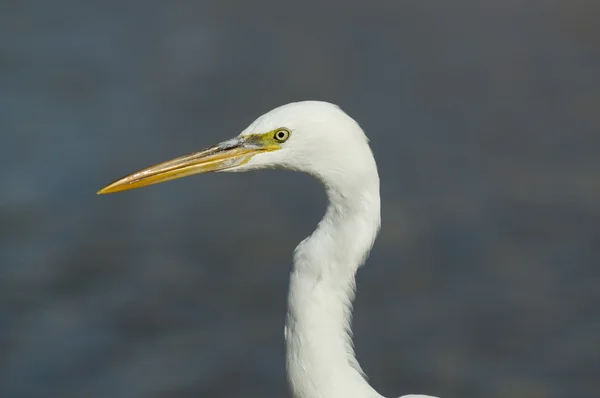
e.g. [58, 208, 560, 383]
[285, 171, 382, 398]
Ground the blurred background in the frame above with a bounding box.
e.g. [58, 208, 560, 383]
[1, 1, 599, 397]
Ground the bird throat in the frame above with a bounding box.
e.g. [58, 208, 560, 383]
[285, 183, 382, 398]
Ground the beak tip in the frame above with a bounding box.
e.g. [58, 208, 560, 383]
[97, 184, 117, 195]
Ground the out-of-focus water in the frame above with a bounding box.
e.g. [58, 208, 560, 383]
[1, 1, 599, 397]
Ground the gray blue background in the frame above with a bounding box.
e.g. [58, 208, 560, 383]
[1, 1, 599, 397]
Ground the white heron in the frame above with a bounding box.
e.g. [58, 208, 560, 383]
[98, 101, 439, 398]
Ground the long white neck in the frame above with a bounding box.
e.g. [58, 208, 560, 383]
[285, 167, 383, 398]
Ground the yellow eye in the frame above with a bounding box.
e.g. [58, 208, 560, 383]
[274, 128, 290, 142]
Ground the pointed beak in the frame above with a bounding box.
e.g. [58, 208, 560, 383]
[97, 137, 268, 194]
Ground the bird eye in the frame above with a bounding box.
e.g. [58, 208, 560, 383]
[274, 129, 290, 142]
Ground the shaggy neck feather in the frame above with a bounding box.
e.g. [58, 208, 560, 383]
[285, 169, 382, 398]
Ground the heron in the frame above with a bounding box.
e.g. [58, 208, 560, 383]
[98, 101, 438, 398]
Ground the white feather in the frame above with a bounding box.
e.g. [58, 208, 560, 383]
[233, 101, 438, 398]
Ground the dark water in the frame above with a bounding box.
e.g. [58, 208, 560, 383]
[1, 1, 599, 397]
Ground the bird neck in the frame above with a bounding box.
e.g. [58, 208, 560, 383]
[285, 174, 382, 398]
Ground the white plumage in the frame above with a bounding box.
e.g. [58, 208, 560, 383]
[99, 101, 439, 398]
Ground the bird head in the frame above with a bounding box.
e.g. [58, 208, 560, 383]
[98, 101, 376, 195]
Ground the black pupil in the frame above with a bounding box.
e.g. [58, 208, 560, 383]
[277, 131, 285, 139]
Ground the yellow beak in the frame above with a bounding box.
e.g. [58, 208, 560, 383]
[97, 137, 266, 194]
